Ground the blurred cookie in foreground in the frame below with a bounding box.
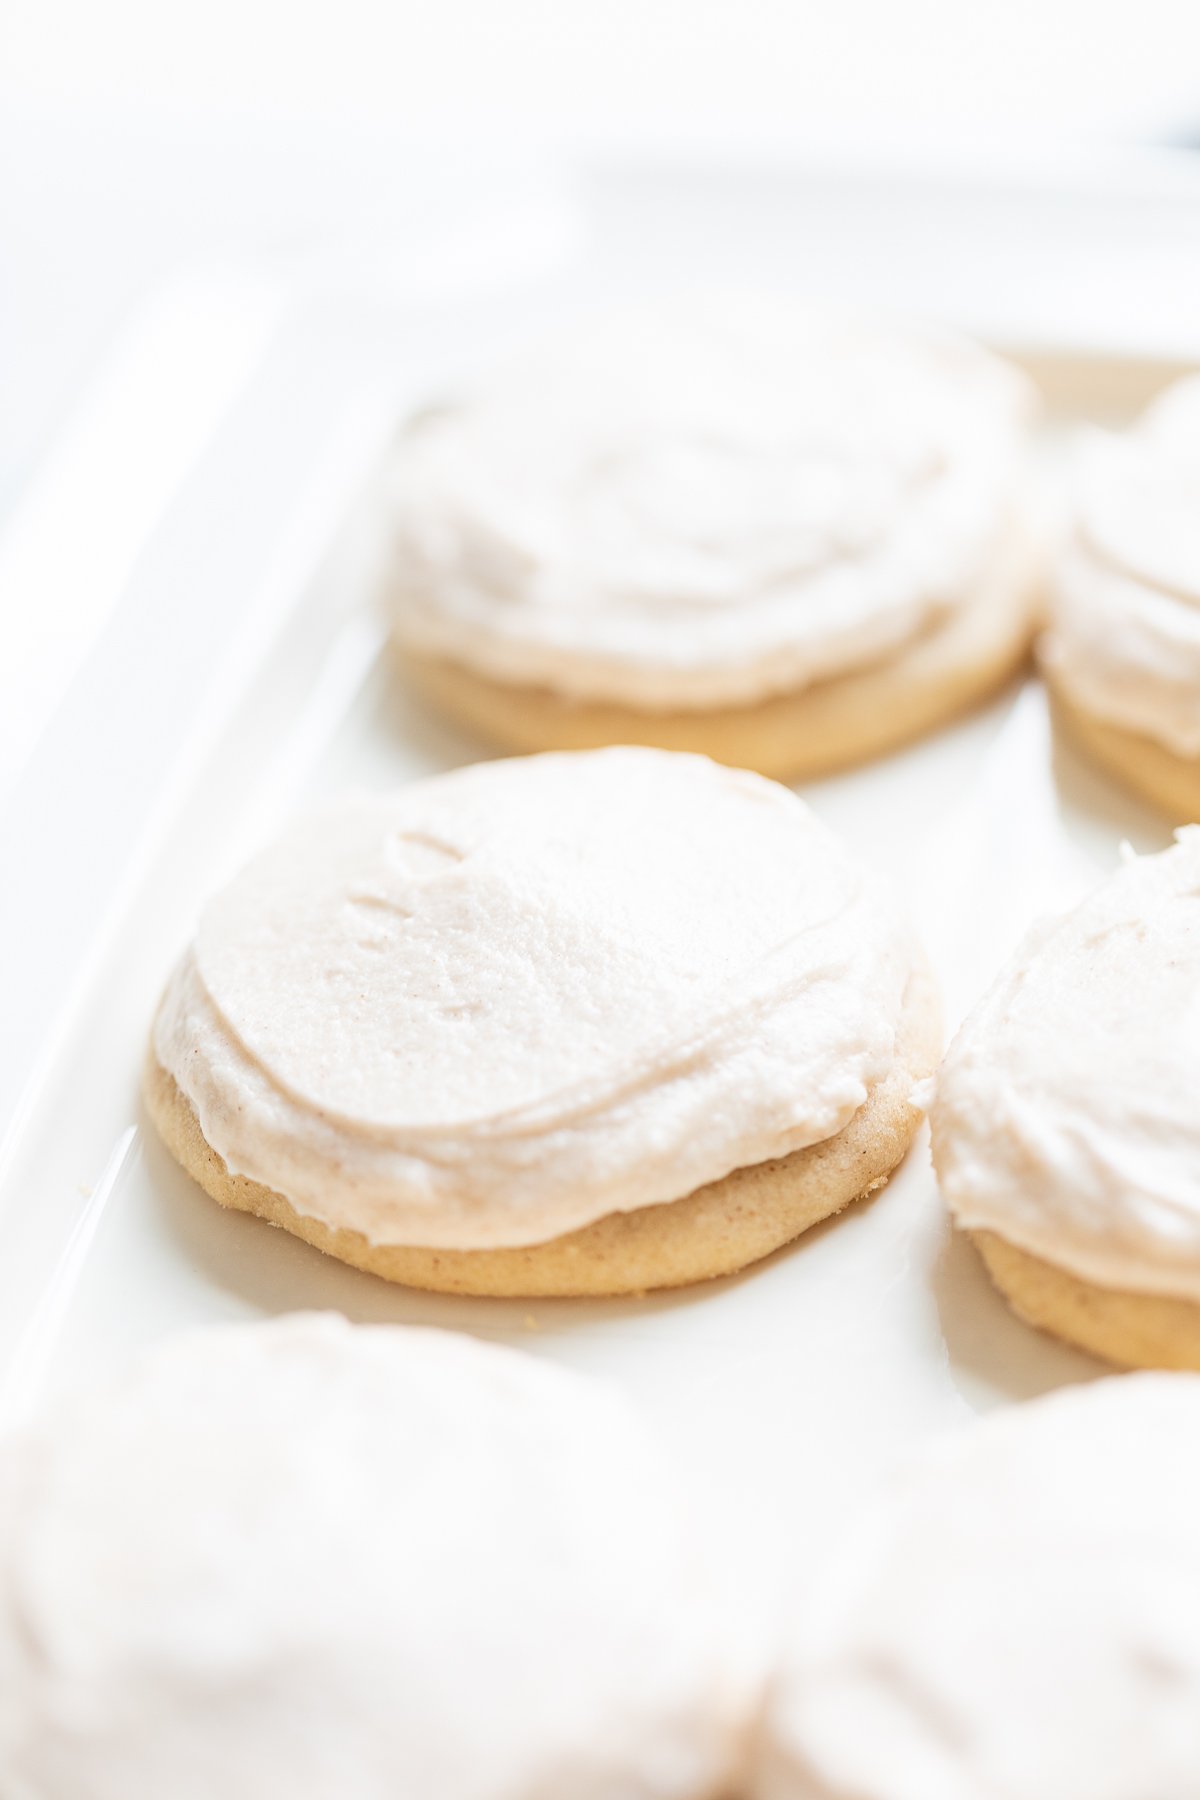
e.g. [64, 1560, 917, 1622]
[1042, 374, 1200, 819]
[0, 1314, 751, 1800]
[386, 299, 1040, 779]
[931, 831, 1200, 1369]
[145, 748, 939, 1297]
[755, 1375, 1200, 1799]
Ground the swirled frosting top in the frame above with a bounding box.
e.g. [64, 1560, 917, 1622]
[155, 749, 917, 1250]
[388, 299, 1034, 709]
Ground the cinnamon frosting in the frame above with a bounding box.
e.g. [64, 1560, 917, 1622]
[1043, 374, 1200, 756]
[931, 830, 1200, 1301]
[757, 1374, 1200, 1800]
[0, 1314, 749, 1799]
[154, 749, 919, 1250]
[387, 300, 1035, 709]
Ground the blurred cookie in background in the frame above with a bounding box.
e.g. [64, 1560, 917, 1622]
[756, 1374, 1200, 1799]
[387, 298, 1040, 779]
[1042, 373, 1200, 819]
[0, 1314, 754, 1800]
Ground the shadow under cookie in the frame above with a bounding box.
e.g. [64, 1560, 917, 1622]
[971, 1227, 1200, 1372]
[144, 967, 940, 1300]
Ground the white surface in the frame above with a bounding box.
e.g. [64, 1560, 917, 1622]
[0, 270, 285, 791]
[0, 163, 1191, 1632]
[6, 0, 1200, 141]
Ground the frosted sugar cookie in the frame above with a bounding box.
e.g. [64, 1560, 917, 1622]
[146, 748, 939, 1297]
[931, 830, 1200, 1368]
[756, 1374, 1200, 1799]
[387, 300, 1039, 779]
[0, 1314, 750, 1800]
[1042, 374, 1200, 819]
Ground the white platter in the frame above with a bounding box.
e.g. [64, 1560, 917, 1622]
[1, 151, 1196, 1634]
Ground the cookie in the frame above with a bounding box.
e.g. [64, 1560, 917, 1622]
[1041, 374, 1200, 819]
[146, 749, 939, 1297]
[971, 1227, 1200, 1371]
[0, 1314, 749, 1798]
[756, 1374, 1200, 1798]
[387, 300, 1039, 779]
[1049, 676, 1200, 822]
[931, 829, 1200, 1368]
[397, 521, 1037, 781]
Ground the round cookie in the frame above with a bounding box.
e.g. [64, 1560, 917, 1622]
[1041, 373, 1200, 818]
[930, 829, 1200, 1369]
[146, 749, 939, 1298]
[387, 300, 1039, 779]
[0, 1314, 751, 1800]
[756, 1374, 1200, 1799]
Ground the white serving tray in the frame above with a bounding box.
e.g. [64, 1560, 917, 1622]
[2, 151, 1197, 1632]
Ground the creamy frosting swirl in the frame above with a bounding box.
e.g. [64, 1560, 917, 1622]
[757, 1374, 1200, 1800]
[0, 1314, 749, 1799]
[387, 300, 1034, 709]
[1043, 374, 1200, 755]
[155, 749, 916, 1251]
[931, 829, 1200, 1301]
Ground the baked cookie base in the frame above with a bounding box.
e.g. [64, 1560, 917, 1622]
[1048, 677, 1200, 822]
[972, 1228, 1200, 1371]
[143, 967, 940, 1299]
[397, 556, 1039, 784]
